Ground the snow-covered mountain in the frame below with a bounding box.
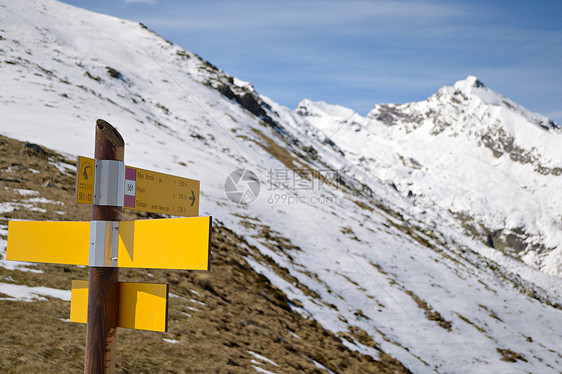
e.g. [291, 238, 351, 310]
[1, 0, 561, 373]
[289, 76, 562, 276]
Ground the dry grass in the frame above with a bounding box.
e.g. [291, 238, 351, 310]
[404, 290, 452, 331]
[0, 134, 410, 373]
[496, 348, 527, 363]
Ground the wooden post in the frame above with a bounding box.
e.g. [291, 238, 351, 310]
[84, 119, 124, 374]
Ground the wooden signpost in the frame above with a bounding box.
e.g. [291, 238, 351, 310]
[6, 119, 212, 373]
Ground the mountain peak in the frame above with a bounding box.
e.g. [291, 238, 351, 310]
[296, 99, 356, 120]
[453, 75, 485, 94]
[460, 75, 484, 88]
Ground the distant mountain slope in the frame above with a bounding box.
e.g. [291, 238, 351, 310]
[290, 76, 562, 276]
[1, 1, 562, 373]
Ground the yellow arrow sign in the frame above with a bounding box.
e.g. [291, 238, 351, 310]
[70, 280, 169, 332]
[7, 217, 212, 270]
[75, 157, 200, 218]
[124, 165, 200, 218]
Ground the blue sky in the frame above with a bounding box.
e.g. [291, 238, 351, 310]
[61, 0, 562, 123]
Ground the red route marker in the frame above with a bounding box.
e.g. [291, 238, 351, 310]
[124, 167, 136, 208]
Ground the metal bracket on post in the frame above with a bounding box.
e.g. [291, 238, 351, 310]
[93, 160, 125, 206]
[89, 221, 119, 267]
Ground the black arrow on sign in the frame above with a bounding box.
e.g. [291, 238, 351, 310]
[189, 190, 196, 206]
[82, 165, 91, 180]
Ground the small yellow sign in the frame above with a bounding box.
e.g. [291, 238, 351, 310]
[76, 156, 95, 205]
[124, 166, 199, 217]
[7, 217, 212, 270]
[70, 280, 169, 332]
[70, 280, 89, 323]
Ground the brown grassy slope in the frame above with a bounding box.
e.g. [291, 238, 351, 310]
[0, 134, 409, 373]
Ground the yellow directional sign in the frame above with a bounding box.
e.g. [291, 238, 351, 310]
[71, 280, 169, 332]
[7, 217, 212, 270]
[124, 166, 200, 217]
[7, 221, 90, 265]
[118, 216, 211, 270]
[118, 282, 169, 331]
[75, 157, 200, 217]
[76, 156, 95, 205]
